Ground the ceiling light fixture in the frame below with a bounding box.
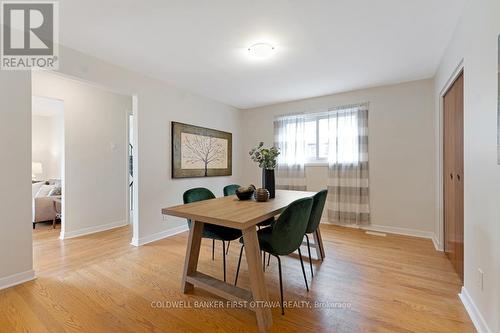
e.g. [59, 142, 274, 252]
[247, 43, 275, 59]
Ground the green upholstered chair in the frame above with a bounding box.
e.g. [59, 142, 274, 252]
[234, 197, 313, 315]
[304, 189, 328, 277]
[223, 184, 240, 196]
[222, 184, 240, 255]
[183, 187, 242, 282]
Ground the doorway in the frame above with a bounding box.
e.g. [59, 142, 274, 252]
[443, 71, 464, 281]
[128, 112, 135, 225]
[31, 96, 65, 232]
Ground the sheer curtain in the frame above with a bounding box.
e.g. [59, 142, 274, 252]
[274, 115, 307, 190]
[327, 104, 370, 225]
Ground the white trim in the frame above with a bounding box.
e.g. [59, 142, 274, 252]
[59, 220, 127, 239]
[432, 234, 443, 251]
[361, 224, 434, 239]
[459, 287, 491, 333]
[125, 110, 131, 226]
[0, 270, 36, 291]
[321, 220, 435, 240]
[365, 231, 386, 237]
[131, 225, 188, 247]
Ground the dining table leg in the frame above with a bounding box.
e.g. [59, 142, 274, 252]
[242, 226, 273, 332]
[181, 220, 204, 293]
[316, 226, 326, 259]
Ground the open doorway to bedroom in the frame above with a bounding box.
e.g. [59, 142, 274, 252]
[31, 96, 64, 232]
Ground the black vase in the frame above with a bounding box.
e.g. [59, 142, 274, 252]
[262, 168, 275, 198]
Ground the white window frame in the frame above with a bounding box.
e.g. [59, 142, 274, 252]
[304, 114, 329, 165]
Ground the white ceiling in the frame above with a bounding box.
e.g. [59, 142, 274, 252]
[59, 0, 466, 109]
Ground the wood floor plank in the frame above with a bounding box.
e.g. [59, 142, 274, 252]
[0, 223, 476, 333]
[0, 289, 51, 333]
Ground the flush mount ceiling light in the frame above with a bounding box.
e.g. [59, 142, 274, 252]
[247, 43, 275, 59]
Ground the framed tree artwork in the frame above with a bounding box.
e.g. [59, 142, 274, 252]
[171, 122, 232, 178]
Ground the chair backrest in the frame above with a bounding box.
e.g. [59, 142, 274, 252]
[183, 188, 215, 228]
[223, 184, 240, 197]
[305, 189, 328, 234]
[269, 197, 313, 255]
[183, 187, 215, 204]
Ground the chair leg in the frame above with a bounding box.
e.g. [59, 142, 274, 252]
[212, 239, 215, 260]
[234, 245, 244, 286]
[275, 255, 284, 315]
[32, 222, 35, 230]
[305, 234, 313, 277]
[226, 241, 231, 255]
[262, 251, 266, 272]
[298, 248, 309, 292]
[222, 241, 227, 282]
[267, 252, 271, 267]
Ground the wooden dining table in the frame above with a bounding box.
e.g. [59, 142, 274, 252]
[161, 189, 317, 333]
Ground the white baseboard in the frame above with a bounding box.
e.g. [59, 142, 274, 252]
[431, 234, 443, 251]
[131, 224, 188, 247]
[362, 224, 435, 239]
[60, 220, 127, 239]
[459, 287, 491, 333]
[0, 270, 36, 291]
[321, 220, 436, 242]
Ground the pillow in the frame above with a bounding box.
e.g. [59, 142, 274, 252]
[32, 182, 44, 198]
[47, 179, 62, 187]
[36, 184, 56, 198]
[48, 186, 62, 196]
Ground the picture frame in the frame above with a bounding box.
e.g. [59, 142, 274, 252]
[171, 121, 232, 178]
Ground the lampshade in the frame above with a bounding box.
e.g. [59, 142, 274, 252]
[32, 162, 43, 175]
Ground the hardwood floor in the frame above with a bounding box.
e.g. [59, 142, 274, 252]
[0, 224, 474, 332]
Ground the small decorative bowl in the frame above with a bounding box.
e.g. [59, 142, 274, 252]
[254, 188, 270, 202]
[236, 186, 254, 200]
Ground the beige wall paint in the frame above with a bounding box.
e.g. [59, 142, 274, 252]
[0, 71, 34, 287]
[33, 71, 131, 238]
[241, 79, 436, 235]
[434, 0, 500, 331]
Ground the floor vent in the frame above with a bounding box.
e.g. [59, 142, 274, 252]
[365, 231, 387, 237]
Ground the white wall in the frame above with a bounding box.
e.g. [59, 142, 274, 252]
[241, 79, 436, 236]
[0, 71, 35, 288]
[53, 46, 244, 245]
[0, 44, 244, 287]
[32, 114, 63, 180]
[434, 0, 500, 331]
[33, 71, 131, 238]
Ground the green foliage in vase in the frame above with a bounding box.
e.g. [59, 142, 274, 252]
[249, 142, 280, 170]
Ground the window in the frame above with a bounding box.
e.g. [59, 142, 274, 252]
[275, 104, 366, 166]
[303, 113, 359, 164]
[303, 117, 330, 163]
